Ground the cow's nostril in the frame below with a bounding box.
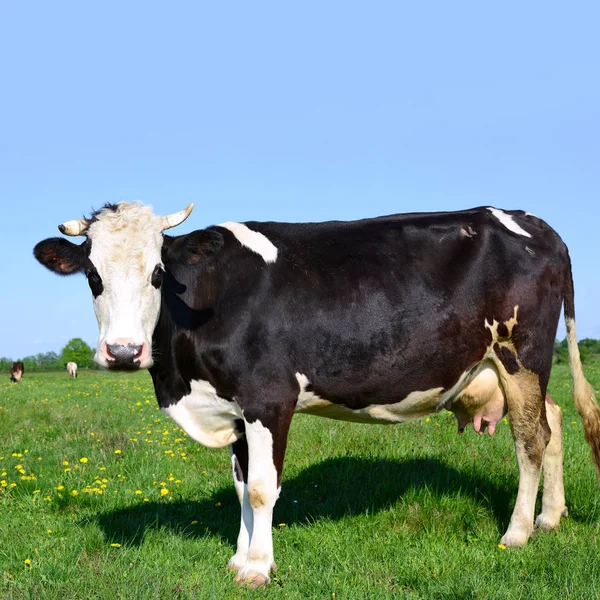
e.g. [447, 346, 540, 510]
[133, 345, 143, 359]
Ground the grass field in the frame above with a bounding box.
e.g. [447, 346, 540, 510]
[1, 362, 600, 599]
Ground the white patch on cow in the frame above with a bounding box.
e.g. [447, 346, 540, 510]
[235, 418, 279, 585]
[86, 202, 164, 366]
[162, 379, 243, 448]
[487, 207, 532, 238]
[228, 449, 254, 573]
[295, 373, 443, 423]
[217, 222, 278, 263]
[460, 226, 477, 238]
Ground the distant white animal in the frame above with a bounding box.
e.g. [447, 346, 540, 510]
[67, 362, 78, 378]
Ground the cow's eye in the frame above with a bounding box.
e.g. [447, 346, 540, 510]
[86, 270, 104, 298]
[151, 265, 164, 289]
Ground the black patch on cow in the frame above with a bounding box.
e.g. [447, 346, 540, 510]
[85, 265, 104, 298]
[496, 322, 509, 339]
[33, 238, 87, 275]
[163, 230, 224, 266]
[231, 428, 248, 484]
[89, 203, 120, 223]
[161, 271, 215, 330]
[151, 264, 164, 289]
[494, 343, 519, 375]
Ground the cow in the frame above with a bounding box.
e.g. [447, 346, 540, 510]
[10, 361, 24, 383]
[67, 361, 78, 378]
[33, 201, 600, 587]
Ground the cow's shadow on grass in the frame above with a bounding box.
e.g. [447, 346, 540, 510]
[92, 457, 517, 548]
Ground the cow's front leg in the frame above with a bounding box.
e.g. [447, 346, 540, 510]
[233, 401, 293, 588]
[228, 431, 253, 573]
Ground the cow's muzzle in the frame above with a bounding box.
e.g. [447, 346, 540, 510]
[105, 342, 144, 370]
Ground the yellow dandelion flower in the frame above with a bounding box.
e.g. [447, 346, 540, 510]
[425, 417, 431, 423]
[498, 544, 506, 550]
[47, 529, 53, 534]
[215, 501, 221, 507]
[191, 520, 198, 525]
[9, 483, 16, 488]
[62, 461, 69, 466]
[79, 457, 89, 464]
[278, 523, 286, 528]
[32, 490, 40, 494]
[160, 488, 169, 496]
[71, 490, 78, 496]
[110, 543, 121, 548]
[114, 450, 122, 454]
[135, 490, 142, 495]
[56, 485, 64, 491]
[24, 558, 32, 568]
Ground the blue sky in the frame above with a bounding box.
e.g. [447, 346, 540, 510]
[1, 1, 598, 359]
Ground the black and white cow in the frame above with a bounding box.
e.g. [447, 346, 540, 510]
[10, 361, 24, 383]
[34, 202, 600, 587]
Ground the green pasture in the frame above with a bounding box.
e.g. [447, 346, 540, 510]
[1, 362, 600, 599]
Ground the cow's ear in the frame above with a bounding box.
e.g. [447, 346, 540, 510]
[33, 238, 86, 275]
[163, 230, 224, 266]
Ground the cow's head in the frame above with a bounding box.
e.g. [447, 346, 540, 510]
[34, 201, 210, 370]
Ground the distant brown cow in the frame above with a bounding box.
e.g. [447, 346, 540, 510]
[10, 361, 24, 383]
[67, 362, 78, 378]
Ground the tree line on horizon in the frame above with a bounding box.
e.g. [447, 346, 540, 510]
[1, 337, 599, 374]
[0, 338, 97, 373]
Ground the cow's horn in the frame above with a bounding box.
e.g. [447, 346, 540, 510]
[58, 219, 88, 236]
[159, 203, 194, 231]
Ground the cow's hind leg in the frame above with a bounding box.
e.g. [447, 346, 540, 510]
[536, 396, 568, 530]
[500, 368, 551, 547]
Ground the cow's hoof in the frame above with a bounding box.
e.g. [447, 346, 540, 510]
[227, 555, 246, 573]
[234, 569, 270, 588]
[535, 506, 568, 531]
[500, 529, 529, 548]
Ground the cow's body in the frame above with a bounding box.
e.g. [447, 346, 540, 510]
[34, 202, 600, 587]
[10, 361, 24, 383]
[67, 362, 78, 378]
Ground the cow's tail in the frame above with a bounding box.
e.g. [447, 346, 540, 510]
[564, 255, 600, 476]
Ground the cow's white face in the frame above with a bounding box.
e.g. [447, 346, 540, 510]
[86, 203, 164, 369]
[34, 201, 195, 371]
